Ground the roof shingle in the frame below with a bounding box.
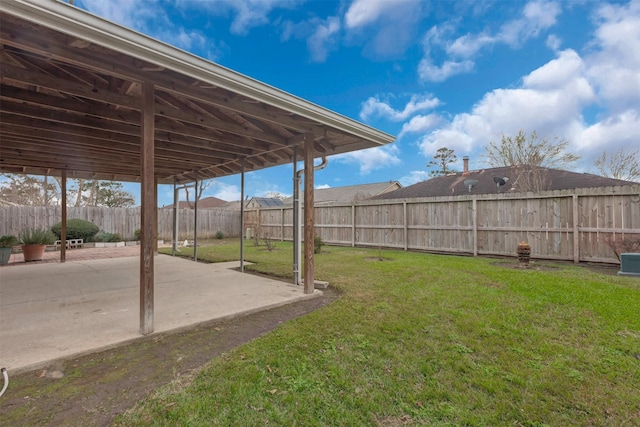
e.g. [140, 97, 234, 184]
[373, 166, 638, 200]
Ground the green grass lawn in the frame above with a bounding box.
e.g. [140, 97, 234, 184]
[117, 241, 640, 426]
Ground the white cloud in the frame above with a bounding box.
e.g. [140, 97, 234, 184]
[207, 182, 241, 202]
[334, 145, 402, 174]
[315, 184, 331, 189]
[360, 94, 440, 122]
[416, 0, 640, 169]
[80, 0, 218, 59]
[344, 0, 423, 58]
[187, 0, 302, 35]
[447, 33, 494, 58]
[418, 0, 562, 83]
[524, 49, 589, 90]
[307, 17, 341, 62]
[546, 34, 562, 51]
[586, 0, 640, 114]
[577, 109, 639, 152]
[418, 59, 475, 82]
[418, 49, 595, 160]
[497, 1, 561, 47]
[398, 114, 443, 138]
[281, 16, 341, 62]
[399, 171, 429, 186]
[344, 0, 390, 29]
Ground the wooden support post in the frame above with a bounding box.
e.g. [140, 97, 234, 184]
[154, 177, 158, 254]
[194, 170, 198, 262]
[140, 81, 155, 335]
[240, 159, 245, 273]
[60, 170, 67, 263]
[303, 137, 315, 294]
[172, 178, 178, 256]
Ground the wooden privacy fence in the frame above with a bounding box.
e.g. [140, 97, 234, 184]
[0, 207, 241, 241]
[245, 185, 640, 264]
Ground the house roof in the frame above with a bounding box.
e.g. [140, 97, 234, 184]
[160, 196, 227, 209]
[0, 0, 395, 184]
[284, 181, 402, 205]
[247, 197, 285, 208]
[373, 166, 638, 200]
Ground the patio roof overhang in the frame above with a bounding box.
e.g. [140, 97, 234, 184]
[0, 0, 395, 185]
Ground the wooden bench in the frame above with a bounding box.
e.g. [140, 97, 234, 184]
[54, 239, 84, 250]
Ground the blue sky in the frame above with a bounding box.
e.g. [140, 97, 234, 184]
[73, 0, 640, 206]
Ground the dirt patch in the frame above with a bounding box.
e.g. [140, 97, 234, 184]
[493, 260, 626, 277]
[492, 261, 560, 271]
[0, 288, 339, 426]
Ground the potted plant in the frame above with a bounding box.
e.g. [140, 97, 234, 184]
[18, 228, 56, 262]
[0, 235, 18, 265]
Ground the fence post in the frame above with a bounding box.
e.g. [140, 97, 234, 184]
[351, 204, 356, 247]
[403, 201, 408, 251]
[572, 194, 580, 264]
[472, 198, 478, 257]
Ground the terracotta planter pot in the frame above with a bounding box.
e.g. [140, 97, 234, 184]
[22, 244, 46, 262]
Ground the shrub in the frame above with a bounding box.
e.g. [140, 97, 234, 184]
[314, 235, 324, 254]
[93, 231, 123, 242]
[215, 231, 224, 239]
[107, 233, 123, 242]
[0, 235, 18, 247]
[51, 219, 99, 241]
[601, 234, 640, 260]
[134, 229, 142, 240]
[263, 234, 276, 251]
[18, 228, 56, 245]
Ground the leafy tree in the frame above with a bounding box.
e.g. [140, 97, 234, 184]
[95, 181, 136, 207]
[427, 147, 458, 177]
[0, 174, 136, 207]
[594, 148, 640, 182]
[0, 173, 60, 206]
[73, 180, 135, 207]
[484, 130, 580, 192]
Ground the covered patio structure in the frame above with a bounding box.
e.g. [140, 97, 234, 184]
[0, 0, 394, 335]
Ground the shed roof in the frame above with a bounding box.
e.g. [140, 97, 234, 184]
[159, 196, 228, 210]
[0, 0, 394, 184]
[247, 197, 285, 208]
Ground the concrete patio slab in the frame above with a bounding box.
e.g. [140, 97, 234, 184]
[0, 254, 319, 373]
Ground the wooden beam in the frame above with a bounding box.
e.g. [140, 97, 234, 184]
[303, 136, 315, 294]
[60, 170, 67, 263]
[140, 81, 155, 335]
[1, 62, 141, 109]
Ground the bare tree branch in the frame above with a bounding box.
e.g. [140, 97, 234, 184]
[594, 148, 640, 182]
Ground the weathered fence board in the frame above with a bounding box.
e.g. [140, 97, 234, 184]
[0, 207, 240, 241]
[245, 185, 640, 264]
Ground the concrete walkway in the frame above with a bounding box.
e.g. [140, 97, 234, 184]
[0, 248, 319, 373]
